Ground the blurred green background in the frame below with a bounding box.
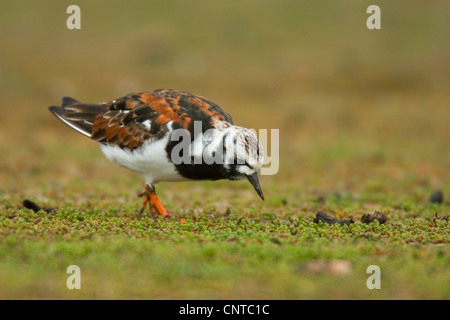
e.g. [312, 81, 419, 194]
[1, 1, 449, 193]
[0, 1, 449, 299]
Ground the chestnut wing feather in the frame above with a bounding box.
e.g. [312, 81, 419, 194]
[92, 90, 233, 149]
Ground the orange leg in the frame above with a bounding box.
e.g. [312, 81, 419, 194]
[139, 184, 169, 218]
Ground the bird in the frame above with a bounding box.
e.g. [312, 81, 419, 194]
[49, 89, 264, 218]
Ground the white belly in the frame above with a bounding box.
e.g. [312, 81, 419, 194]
[99, 135, 187, 185]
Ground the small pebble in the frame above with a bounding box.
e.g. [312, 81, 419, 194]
[429, 190, 443, 204]
[23, 199, 56, 213]
[303, 259, 353, 276]
[313, 211, 353, 226]
[361, 211, 388, 224]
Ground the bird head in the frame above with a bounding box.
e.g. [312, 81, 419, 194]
[220, 126, 265, 200]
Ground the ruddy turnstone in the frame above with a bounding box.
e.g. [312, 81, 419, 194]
[49, 89, 264, 218]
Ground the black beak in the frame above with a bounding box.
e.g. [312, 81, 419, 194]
[247, 172, 264, 201]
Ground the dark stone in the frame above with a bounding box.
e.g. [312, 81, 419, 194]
[313, 211, 353, 226]
[361, 211, 388, 224]
[429, 190, 443, 204]
[23, 199, 56, 213]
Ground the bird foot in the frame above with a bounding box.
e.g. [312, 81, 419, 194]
[138, 184, 170, 219]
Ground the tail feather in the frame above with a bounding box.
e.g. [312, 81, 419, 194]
[64, 103, 108, 115]
[62, 96, 80, 107]
[63, 112, 98, 124]
[49, 97, 108, 138]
